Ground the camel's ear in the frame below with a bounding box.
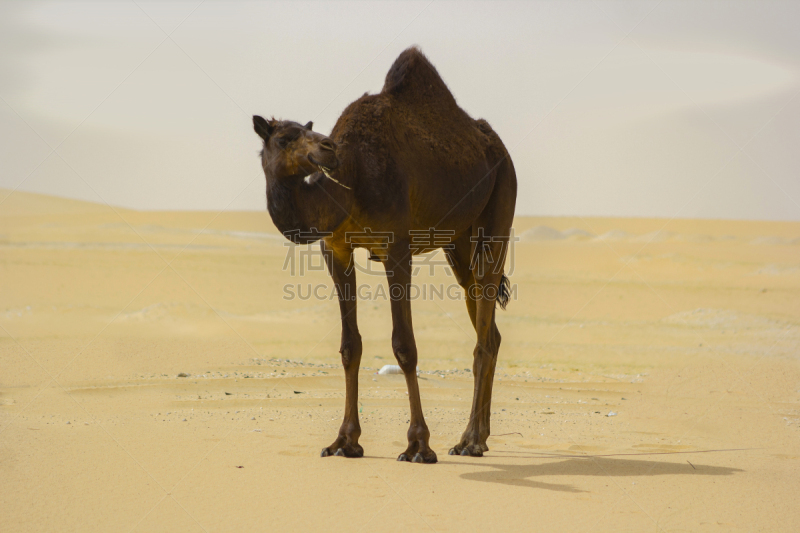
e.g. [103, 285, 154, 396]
[253, 115, 275, 140]
[303, 121, 313, 131]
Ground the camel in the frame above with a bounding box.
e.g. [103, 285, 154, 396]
[253, 47, 517, 463]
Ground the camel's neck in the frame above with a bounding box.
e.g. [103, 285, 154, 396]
[266, 173, 351, 241]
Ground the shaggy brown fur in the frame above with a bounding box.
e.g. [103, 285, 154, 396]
[253, 46, 517, 463]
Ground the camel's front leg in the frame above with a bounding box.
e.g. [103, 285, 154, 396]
[320, 245, 364, 458]
[386, 246, 437, 464]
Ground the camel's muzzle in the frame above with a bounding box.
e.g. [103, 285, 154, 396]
[307, 153, 350, 189]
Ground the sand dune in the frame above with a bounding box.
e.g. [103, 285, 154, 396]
[2, 189, 800, 532]
[519, 226, 595, 241]
[519, 222, 799, 247]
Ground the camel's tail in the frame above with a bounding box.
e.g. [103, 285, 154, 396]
[497, 275, 511, 311]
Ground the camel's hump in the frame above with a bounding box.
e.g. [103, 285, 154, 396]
[382, 47, 457, 106]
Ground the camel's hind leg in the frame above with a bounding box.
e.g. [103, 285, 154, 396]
[445, 234, 502, 457]
[447, 157, 516, 457]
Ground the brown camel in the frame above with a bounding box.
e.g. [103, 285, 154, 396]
[253, 47, 517, 463]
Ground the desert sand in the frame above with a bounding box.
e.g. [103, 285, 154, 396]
[1, 187, 799, 532]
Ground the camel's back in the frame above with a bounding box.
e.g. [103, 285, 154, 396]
[382, 47, 487, 169]
[330, 48, 502, 230]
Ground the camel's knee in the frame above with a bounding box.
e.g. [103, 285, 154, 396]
[392, 343, 418, 373]
[473, 340, 497, 361]
[340, 334, 362, 369]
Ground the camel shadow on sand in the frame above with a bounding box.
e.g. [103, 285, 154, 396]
[451, 455, 743, 493]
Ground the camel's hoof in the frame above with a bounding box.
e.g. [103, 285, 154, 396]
[448, 447, 458, 456]
[397, 453, 410, 462]
[322, 443, 363, 458]
[411, 452, 438, 464]
[458, 444, 484, 457]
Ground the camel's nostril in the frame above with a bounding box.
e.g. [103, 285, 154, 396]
[320, 139, 336, 152]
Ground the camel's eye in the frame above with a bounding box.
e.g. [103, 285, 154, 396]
[275, 131, 300, 148]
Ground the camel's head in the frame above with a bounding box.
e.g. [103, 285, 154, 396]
[253, 115, 340, 181]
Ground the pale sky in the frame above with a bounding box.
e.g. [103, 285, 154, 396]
[1, 1, 799, 219]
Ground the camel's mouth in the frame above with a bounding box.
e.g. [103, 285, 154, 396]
[317, 165, 350, 189]
[307, 154, 350, 190]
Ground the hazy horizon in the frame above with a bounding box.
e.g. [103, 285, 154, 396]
[2, 1, 799, 220]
